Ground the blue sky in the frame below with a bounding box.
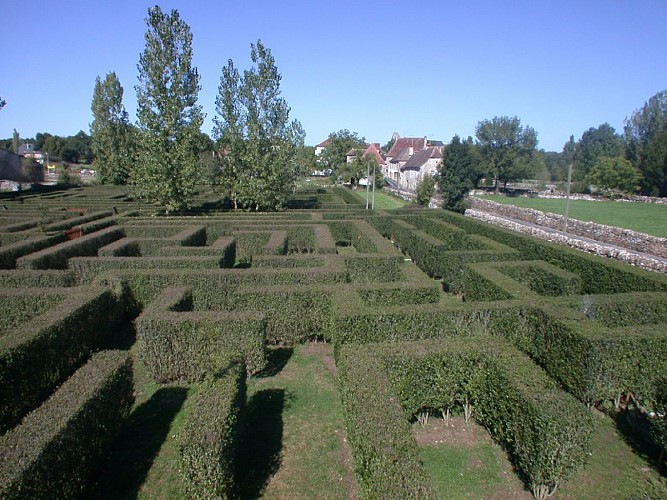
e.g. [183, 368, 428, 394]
[1, 0, 666, 151]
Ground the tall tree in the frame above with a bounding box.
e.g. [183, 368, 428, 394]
[624, 90, 667, 196]
[587, 156, 643, 194]
[12, 129, 19, 154]
[214, 40, 305, 210]
[91, 72, 134, 184]
[475, 116, 538, 194]
[132, 6, 204, 213]
[437, 135, 482, 212]
[0, 96, 5, 111]
[318, 129, 367, 182]
[574, 123, 623, 181]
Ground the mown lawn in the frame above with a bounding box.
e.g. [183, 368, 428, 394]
[371, 190, 409, 210]
[480, 195, 667, 238]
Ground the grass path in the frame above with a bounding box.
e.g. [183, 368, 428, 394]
[91, 342, 356, 499]
[480, 195, 667, 238]
[238, 343, 356, 499]
[420, 411, 667, 499]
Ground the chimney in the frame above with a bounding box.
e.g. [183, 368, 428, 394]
[408, 146, 414, 156]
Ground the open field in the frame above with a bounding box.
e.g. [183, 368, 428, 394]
[480, 195, 667, 238]
[0, 184, 666, 499]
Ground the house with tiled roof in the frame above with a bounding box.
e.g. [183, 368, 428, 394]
[384, 133, 428, 182]
[315, 138, 332, 156]
[399, 147, 443, 191]
[345, 143, 384, 166]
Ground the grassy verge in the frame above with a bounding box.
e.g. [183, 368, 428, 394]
[480, 195, 667, 238]
[371, 190, 410, 210]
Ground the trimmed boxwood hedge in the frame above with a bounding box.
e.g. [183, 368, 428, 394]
[95, 264, 348, 310]
[0, 269, 75, 288]
[0, 287, 127, 433]
[135, 288, 266, 381]
[433, 210, 667, 294]
[16, 226, 125, 270]
[338, 342, 436, 498]
[69, 255, 226, 285]
[0, 233, 68, 269]
[0, 349, 133, 499]
[178, 364, 246, 499]
[384, 338, 593, 498]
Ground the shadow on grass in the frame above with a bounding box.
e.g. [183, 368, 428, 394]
[237, 388, 287, 499]
[256, 347, 294, 378]
[612, 409, 665, 476]
[90, 386, 189, 499]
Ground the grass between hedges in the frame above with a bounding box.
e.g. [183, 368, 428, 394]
[91, 342, 355, 499]
[421, 411, 667, 499]
[239, 343, 355, 499]
[480, 195, 667, 238]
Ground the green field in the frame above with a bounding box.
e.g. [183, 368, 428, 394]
[480, 195, 667, 238]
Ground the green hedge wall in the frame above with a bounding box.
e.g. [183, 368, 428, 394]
[135, 290, 266, 381]
[386, 338, 593, 497]
[43, 209, 115, 232]
[338, 342, 437, 499]
[69, 255, 226, 285]
[555, 291, 667, 327]
[178, 364, 246, 499]
[0, 287, 127, 433]
[96, 265, 348, 310]
[495, 260, 582, 297]
[344, 255, 405, 283]
[0, 350, 133, 499]
[434, 210, 667, 294]
[0, 290, 65, 335]
[230, 286, 333, 345]
[387, 218, 520, 291]
[0, 269, 75, 288]
[16, 226, 125, 270]
[0, 233, 68, 269]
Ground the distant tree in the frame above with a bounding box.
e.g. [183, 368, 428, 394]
[475, 116, 538, 194]
[61, 131, 93, 164]
[574, 123, 624, 181]
[132, 6, 204, 213]
[294, 145, 317, 178]
[42, 135, 66, 160]
[91, 72, 135, 184]
[624, 90, 667, 196]
[12, 129, 19, 154]
[587, 156, 643, 194]
[21, 156, 42, 185]
[214, 40, 305, 210]
[437, 135, 481, 212]
[415, 174, 435, 206]
[0, 96, 5, 111]
[318, 129, 366, 181]
[34, 132, 51, 151]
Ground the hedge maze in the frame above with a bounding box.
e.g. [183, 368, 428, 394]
[0, 185, 666, 498]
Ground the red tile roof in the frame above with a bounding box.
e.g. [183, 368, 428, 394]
[387, 137, 427, 158]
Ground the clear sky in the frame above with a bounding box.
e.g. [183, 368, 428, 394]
[1, 0, 666, 152]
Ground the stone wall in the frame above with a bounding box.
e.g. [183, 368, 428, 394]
[469, 197, 667, 259]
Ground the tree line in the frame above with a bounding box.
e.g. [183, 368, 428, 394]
[1, 130, 93, 165]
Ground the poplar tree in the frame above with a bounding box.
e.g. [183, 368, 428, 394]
[214, 40, 304, 210]
[133, 6, 203, 213]
[90, 72, 134, 184]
